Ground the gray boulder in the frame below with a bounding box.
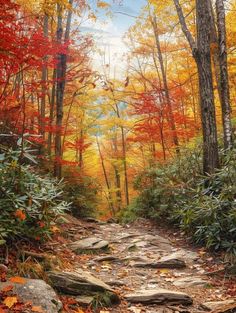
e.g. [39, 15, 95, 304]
[0, 279, 62, 313]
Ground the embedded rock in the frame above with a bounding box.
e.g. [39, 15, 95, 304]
[167, 250, 199, 263]
[48, 270, 119, 304]
[69, 237, 109, 253]
[131, 255, 186, 269]
[200, 300, 236, 312]
[173, 276, 208, 288]
[125, 288, 193, 305]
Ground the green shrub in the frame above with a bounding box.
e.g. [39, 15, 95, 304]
[0, 146, 69, 244]
[63, 169, 99, 218]
[176, 149, 236, 253]
[124, 147, 236, 255]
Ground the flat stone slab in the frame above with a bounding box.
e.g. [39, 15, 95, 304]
[48, 270, 113, 294]
[69, 237, 109, 253]
[131, 255, 186, 269]
[129, 235, 172, 251]
[125, 288, 193, 305]
[167, 250, 199, 263]
[173, 276, 209, 288]
[200, 300, 236, 312]
[0, 279, 62, 313]
[143, 234, 171, 245]
[48, 270, 119, 305]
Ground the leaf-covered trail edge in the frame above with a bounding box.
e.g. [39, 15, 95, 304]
[1, 215, 236, 313]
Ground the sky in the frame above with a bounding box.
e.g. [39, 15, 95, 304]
[80, 0, 146, 78]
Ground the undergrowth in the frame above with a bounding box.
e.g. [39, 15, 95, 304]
[63, 168, 99, 218]
[0, 144, 69, 244]
[121, 146, 236, 255]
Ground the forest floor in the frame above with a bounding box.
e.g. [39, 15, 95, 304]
[1, 215, 236, 313]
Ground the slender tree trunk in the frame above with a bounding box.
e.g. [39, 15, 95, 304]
[48, 68, 56, 156]
[114, 102, 129, 206]
[114, 166, 121, 211]
[207, 0, 222, 98]
[40, 13, 48, 144]
[151, 15, 179, 152]
[54, 4, 64, 177]
[121, 126, 129, 206]
[54, 0, 73, 178]
[62, 91, 76, 151]
[215, 0, 233, 149]
[152, 54, 167, 159]
[173, 0, 219, 174]
[96, 137, 115, 216]
[195, 0, 219, 173]
[112, 136, 122, 211]
[79, 129, 83, 168]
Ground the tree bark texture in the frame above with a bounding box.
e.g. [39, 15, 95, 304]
[173, 0, 219, 174]
[215, 0, 233, 149]
[195, 0, 219, 173]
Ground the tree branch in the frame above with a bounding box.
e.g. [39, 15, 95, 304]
[173, 0, 197, 56]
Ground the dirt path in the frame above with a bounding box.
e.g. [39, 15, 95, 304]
[59, 218, 235, 313]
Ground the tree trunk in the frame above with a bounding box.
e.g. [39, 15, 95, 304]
[112, 136, 122, 211]
[54, 4, 64, 178]
[151, 15, 179, 152]
[114, 102, 129, 206]
[195, 0, 219, 174]
[121, 125, 129, 206]
[215, 0, 233, 149]
[96, 137, 115, 216]
[54, 0, 73, 178]
[173, 0, 219, 174]
[79, 129, 83, 168]
[40, 13, 48, 144]
[48, 68, 56, 156]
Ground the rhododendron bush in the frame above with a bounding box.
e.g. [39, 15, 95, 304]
[0, 145, 69, 243]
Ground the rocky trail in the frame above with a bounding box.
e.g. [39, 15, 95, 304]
[1, 216, 236, 313]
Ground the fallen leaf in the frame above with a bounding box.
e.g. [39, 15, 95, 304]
[32, 306, 45, 312]
[0, 307, 7, 313]
[9, 276, 26, 284]
[3, 296, 18, 308]
[1, 285, 13, 292]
